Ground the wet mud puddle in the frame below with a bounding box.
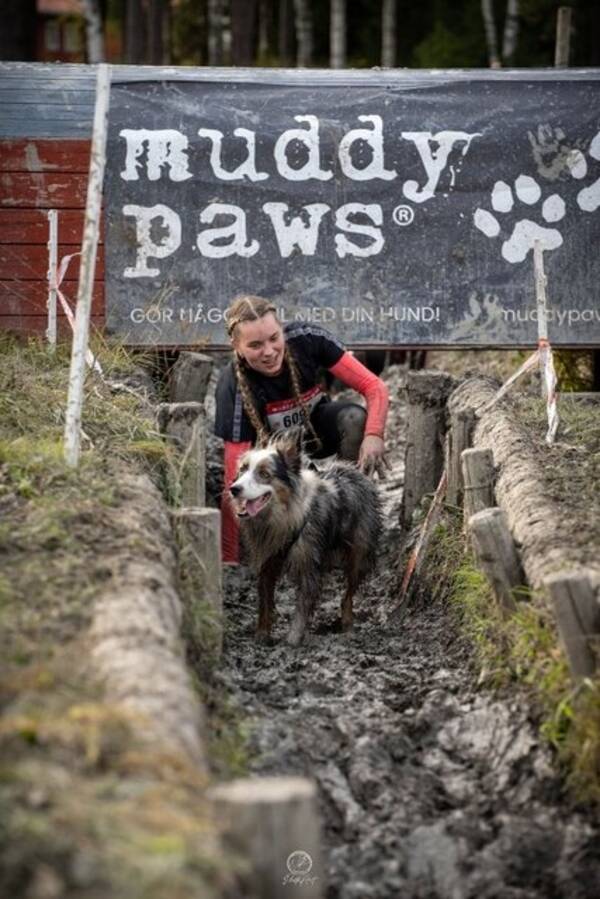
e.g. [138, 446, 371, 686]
[214, 371, 599, 899]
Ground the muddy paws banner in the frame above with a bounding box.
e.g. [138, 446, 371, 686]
[104, 68, 600, 347]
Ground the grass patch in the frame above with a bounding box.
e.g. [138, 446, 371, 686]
[0, 335, 241, 896]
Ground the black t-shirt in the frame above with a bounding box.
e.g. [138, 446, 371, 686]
[214, 322, 345, 442]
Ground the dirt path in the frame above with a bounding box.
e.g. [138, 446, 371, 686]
[211, 368, 599, 899]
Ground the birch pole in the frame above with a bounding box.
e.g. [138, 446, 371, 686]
[46, 209, 58, 351]
[294, 0, 314, 67]
[555, 6, 572, 67]
[481, 0, 500, 68]
[330, 0, 346, 69]
[381, 0, 397, 68]
[64, 64, 110, 468]
[501, 0, 519, 63]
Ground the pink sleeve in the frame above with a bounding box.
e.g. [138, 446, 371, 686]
[221, 440, 252, 563]
[328, 352, 389, 439]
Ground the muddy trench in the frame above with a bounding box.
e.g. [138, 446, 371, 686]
[205, 367, 599, 899]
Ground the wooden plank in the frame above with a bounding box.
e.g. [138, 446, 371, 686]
[462, 448, 495, 520]
[447, 407, 475, 506]
[468, 507, 525, 615]
[157, 402, 207, 507]
[173, 508, 223, 664]
[0, 139, 92, 174]
[0, 172, 88, 208]
[0, 245, 105, 280]
[545, 570, 599, 678]
[0, 315, 104, 336]
[208, 777, 324, 899]
[0, 281, 104, 315]
[401, 370, 455, 526]
[0, 210, 103, 244]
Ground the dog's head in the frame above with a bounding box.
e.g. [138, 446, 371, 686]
[229, 429, 303, 519]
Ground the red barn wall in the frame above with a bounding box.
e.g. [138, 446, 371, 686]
[0, 138, 104, 339]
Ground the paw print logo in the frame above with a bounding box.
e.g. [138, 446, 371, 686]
[473, 175, 565, 263]
[528, 125, 600, 212]
[572, 131, 600, 213]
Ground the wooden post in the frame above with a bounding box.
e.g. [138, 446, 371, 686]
[157, 402, 206, 507]
[555, 6, 572, 67]
[173, 508, 222, 663]
[169, 351, 213, 404]
[46, 209, 58, 350]
[446, 408, 475, 507]
[461, 448, 495, 520]
[208, 777, 324, 899]
[402, 370, 455, 526]
[468, 507, 525, 614]
[64, 64, 110, 467]
[544, 570, 599, 678]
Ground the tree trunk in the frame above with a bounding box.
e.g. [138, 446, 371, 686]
[330, 0, 346, 68]
[258, 0, 272, 60]
[481, 0, 500, 68]
[0, 0, 36, 60]
[278, 0, 294, 64]
[231, 0, 258, 65]
[381, 0, 396, 67]
[81, 0, 105, 63]
[208, 0, 225, 65]
[125, 0, 146, 63]
[293, 0, 313, 67]
[502, 0, 519, 62]
[147, 0, 164, 65]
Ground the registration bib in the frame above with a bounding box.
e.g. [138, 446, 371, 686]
[265, 385, 324, 432]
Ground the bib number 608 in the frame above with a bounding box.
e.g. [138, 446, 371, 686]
[283, 411, 302, 428]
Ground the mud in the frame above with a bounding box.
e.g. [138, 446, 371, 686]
[208, 366, 600, 899]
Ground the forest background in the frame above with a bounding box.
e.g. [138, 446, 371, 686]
[1, 1, 599, 72]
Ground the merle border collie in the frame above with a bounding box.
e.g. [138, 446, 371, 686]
[229, 430, 382, 646]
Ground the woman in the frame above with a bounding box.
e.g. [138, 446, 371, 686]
[215, 295, 390, 563]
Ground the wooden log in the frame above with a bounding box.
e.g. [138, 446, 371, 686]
[446, 407, 475, 507]
[402, 370, 456, 526]
[169, 351, 213, 404]
[172, 508, 222, 663]
[157, 402, 206, 507]
[544, 571, 599, 678]
[208, 777, 324, 899]
[468, 507, 526, 614]
[461, 448, 495, 520]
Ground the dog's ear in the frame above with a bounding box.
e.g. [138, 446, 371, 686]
[275, 427, 303, 473]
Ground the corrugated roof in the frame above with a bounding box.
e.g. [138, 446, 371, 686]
[1, 62, 599, 140]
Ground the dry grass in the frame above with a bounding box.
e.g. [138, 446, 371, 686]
[0, 335, 242, 898]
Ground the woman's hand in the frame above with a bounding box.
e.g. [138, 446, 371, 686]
[358, 435, 390, 479]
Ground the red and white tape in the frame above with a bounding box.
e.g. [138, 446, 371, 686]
[50, 251, 103, 375]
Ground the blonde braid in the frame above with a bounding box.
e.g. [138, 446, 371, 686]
[233, 354, 270, 447]
[285, 345, 322, 452]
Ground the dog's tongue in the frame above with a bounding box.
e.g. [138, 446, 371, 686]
[246, 496, 267, 517]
